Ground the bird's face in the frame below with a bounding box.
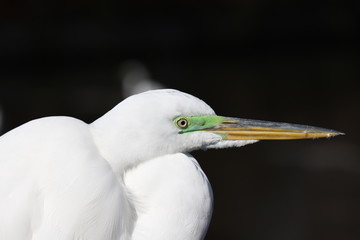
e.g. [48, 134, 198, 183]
[120, 89, 341, 158]
[92, 89, 342, 171]
[119, 90, 225, 156]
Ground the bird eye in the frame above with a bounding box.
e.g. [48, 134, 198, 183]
[176, 118, 188, 129]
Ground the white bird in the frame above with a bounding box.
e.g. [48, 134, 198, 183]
[0, 89, 342, 240]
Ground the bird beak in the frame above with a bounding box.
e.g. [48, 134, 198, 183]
[205, 117, 344, 140]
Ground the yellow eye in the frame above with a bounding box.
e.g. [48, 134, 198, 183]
[176, 118, 188, 129]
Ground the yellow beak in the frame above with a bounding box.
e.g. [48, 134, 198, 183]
[206, 117, 344, 140]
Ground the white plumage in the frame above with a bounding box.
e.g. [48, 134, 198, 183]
[0, 89, 340, 240]
[0, 90, 223, 240]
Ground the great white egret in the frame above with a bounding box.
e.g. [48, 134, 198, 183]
[0, 89, 342, 240]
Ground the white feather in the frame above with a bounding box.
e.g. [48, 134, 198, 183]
[0, 89, 254, 240]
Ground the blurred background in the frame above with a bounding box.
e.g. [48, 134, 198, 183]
[0, 0, 359, 239]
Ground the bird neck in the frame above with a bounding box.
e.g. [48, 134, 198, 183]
[124, 153, 213, 240]
[90, 127, 138, 177]
[90, 109, 152, 176]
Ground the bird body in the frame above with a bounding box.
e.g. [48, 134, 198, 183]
[0, 117, 132, 240]
[0, 89, 341, 240]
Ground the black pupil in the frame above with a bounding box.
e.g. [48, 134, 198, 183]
[179, 120, 187, 127]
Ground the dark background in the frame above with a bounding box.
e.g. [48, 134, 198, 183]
[1, 1, 359, 239]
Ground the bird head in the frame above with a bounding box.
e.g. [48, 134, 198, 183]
[91, 89, 342, 173]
